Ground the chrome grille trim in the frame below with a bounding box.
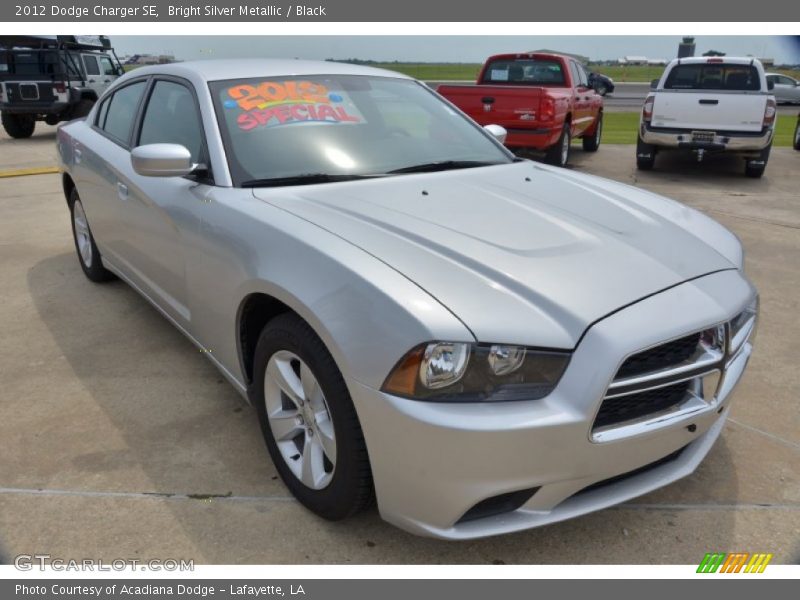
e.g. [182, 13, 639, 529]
[591, 302, 757, 440]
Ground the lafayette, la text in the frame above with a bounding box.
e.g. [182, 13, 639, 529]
[169, 4, 327, 17]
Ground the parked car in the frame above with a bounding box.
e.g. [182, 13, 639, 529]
[57, 59, 758, 540]
[0, 35, 123, 138]
[765, 72, 800, 104]
[794, 112, 800, 150]
[438, 52, 604, 167]
[588, 71, 615, 96]
[637, 57, 777, 178]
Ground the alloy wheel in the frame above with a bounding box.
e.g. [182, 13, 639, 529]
[72, 200, 93, 268]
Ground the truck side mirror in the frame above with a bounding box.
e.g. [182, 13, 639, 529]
[650, 79, 659, 90]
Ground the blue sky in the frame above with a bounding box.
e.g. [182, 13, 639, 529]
[112, 35, 800, 64]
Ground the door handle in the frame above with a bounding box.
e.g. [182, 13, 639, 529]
[699, 99, 719, 105]
[73, 147, 82, 163]
[88, 79, 96, 83]
[103, 79, 110, 83]
[116, 182, 129, 200]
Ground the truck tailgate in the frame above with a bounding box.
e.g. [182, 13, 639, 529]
[438, 84, 544, 127]
[652, 92, 767, 132]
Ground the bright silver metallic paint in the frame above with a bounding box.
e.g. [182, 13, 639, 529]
[57, 59, 757, 539]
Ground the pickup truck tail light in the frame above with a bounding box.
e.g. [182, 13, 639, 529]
[539, 97, 555, 122]
[762, 98, 776, 127]
[642, 94, 655, 123]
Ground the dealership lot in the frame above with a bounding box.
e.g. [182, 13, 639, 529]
[0, 125, 798, 564]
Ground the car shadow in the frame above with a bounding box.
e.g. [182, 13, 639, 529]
[25, 251, 739, 564]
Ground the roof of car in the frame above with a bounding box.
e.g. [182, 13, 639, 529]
[667, 57, 763, 66]
[121, 58, 414, 82]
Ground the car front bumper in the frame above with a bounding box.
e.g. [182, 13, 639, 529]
[349, 269, 756, 539]
[640, 123, 773, 152]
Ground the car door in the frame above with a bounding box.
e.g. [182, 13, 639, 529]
[569, 60, 592, 136]
[776, 75, 800, 104]
[80, 54, 109, 98]
[110, 76, 213, 328]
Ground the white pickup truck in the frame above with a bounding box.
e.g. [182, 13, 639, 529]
[637, 57, 777, 178]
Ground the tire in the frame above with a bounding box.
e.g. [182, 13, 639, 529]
[1, 112, 35, 138]
[636, 136, 656, 170]
[251, 313, 374, 520]
[69, 189, 115, 282]
[71, 98, 95, 120]
[582, 113, 602, 152]
[545, 123, 571, 167]
[793, 120, 800, 151]
[744, 144, 771, 179]
[596, 83, 609, 97]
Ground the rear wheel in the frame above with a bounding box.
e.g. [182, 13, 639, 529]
[545, 123, 571, 167]
[636, 137, 656, 170]
[582, 114, 602, 152]
[793, 120, 800, 151]
[252, 314, 374, 520]
[69, 189, 115, 283]
[596, 83, 609, 96]
[1, 112, 35, 138]
[744, 144, 771, 178]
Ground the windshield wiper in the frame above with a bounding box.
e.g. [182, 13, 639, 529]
[241, 173, 385, 188]
[387, 160, 503, 174]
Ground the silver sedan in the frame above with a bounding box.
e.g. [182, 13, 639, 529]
[766, 72, 800, 104]
[56, 59, 758, 539]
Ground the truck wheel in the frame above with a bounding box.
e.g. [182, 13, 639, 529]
[582, 114, 602, 152]
[1, 113, 35, 139]
[252, 313, 374, 520]
[636, 137, 656, 170]
[596, 83, 609, 96]
[793, 120, 800, 151]
[545, 124, 571, 167]
[744, 145, 771, 178]
[72, 99, 95, 120]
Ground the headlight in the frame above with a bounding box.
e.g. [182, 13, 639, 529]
[729, 296, 758, 353]
[382, 341, 571, 402]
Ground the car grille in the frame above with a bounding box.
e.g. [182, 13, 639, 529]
[594, 380, 691, 429]
[592, 305, 757, 437]
[616, 332, 701, 378]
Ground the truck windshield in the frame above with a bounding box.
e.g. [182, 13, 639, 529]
[480, 59, 566, 85]
[210, 74, 513, 187]
[664, 64, 761, 91]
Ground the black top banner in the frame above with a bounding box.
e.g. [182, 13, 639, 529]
[2, 0, 799, 21]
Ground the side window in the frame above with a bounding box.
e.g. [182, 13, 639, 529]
[138, 80, 205, 163]
[99, 56, 116, 76]
[569, 61, 581, 88]
[576, 64, 589, 88]
[96, 95, 111, 129]
[101, 81, 146, 144]
[83, 55, 100, 76]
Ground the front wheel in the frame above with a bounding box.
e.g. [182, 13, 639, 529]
[545, 123, 571, 167]
[793, 120, 800, 151]
[582, 114, 602, 152]
[1, 112, 35, 138]
[252, 313, 374, 520]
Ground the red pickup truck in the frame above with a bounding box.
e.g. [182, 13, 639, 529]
[438, 52, 604, 167]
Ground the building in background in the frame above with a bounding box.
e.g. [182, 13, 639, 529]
[678, 37, 696, 58]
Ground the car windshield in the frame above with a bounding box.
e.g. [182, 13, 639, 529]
[209, 74, 513, 186]
[481, 59, 566, 85]
[664, 64, 761, 91]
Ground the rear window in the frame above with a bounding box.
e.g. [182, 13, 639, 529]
[481, 59, 566, 85]
[664, 64, 761, 91]
[0, 50, 81, 77]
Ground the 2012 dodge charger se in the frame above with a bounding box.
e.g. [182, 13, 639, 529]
[56, 59, 758, 539]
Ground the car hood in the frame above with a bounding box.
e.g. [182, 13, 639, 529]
[252, 162, 737, 348]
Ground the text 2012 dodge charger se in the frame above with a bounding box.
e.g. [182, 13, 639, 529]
[57, 59, 758, 539]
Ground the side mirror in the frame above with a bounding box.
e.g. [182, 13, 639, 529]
[117, 67, 125, 76]
[650, 79, 659, 90]
[131, 144, 195, 177]
[767, 80, 774, 91]
[483, 124, 507, 144]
